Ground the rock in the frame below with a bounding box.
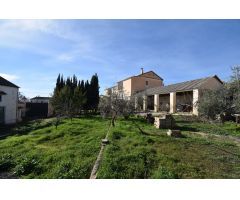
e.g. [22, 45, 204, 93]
[167, 129, 182, 137]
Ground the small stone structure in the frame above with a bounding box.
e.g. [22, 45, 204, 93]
[234, 114, 240, 123]
[154, 114, 175, 129]
[167, 129, 182, 137]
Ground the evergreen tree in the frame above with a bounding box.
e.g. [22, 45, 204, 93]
[89, 74, 100, 111]
[51, 73, 100, 117]
[60, 75, 65, 89]
[84, 80, 90, 110]
[72, 85, 87, 115]
[80, 80, 85, 92]
[56, 74, 61, 91]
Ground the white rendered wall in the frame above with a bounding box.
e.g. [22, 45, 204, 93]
[154, 94, 159, 112]
[192, 89, 199, 116]
[0, 85, 18, 124]
[170, 92, 176, 113]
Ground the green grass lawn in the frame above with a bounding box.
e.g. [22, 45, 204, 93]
[0, 116, 240, 179]
[0, 117, 108, 178]
[174, 115, 240, 137]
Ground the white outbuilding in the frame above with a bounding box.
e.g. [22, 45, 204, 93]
[0, 76, 19, 124]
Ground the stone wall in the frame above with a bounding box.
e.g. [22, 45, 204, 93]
[154, 114, 175, 129]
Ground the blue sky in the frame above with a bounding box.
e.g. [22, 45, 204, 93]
[0, 19, 239, 97]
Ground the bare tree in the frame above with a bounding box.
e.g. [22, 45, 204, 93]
[18, 92, 29, 102]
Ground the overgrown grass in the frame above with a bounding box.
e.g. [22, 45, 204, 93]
[97, 117, 240, 179]
[0, 116, 108, 178]
[174, 115, 240, 136]
[0, 116, 240, 179]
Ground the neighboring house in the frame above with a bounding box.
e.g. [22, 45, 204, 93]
[105, 68, 164, 98]
[0, 76, 19, 124]
[27, 96, 53, 118]
[30, 96, 51, 103]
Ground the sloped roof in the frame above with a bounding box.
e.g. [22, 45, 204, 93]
[31, 96, 51, 100]
[138, 71, 164, 80]
[0, 76, 19, 88]
[117, 70, 163, 83]
[135, 75, 223, 96]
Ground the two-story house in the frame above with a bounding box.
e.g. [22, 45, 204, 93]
[105, 68, 164, 98]
[0, 76, 19, 124]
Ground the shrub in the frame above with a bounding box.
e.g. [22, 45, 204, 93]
[14, 156, 41, 176]
[0, 154, 14, 171]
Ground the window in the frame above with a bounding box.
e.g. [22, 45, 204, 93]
[0, 95, 2, 102]
[146, 81, 148, 86]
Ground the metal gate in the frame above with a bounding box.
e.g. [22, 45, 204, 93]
[25, 103, 48, 118]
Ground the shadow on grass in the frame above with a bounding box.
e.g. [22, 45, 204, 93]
[0, 119, 65, 139]
[174, 120, 197, 124]
[128, 117, 193, 137]
[175, 125, 198, 132]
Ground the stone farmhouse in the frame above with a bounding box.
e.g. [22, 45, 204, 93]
[0, 76, 20, 124]
[105, 69, 223, 116]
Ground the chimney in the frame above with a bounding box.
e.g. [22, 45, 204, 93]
[141, 68, 144, 74]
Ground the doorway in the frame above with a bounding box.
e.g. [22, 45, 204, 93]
[0, 107, 5, 124]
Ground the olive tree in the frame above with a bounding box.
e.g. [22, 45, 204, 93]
[198, 86, 233, 121]
[198, 66, 240, 122]
[98, 92, 135, 126]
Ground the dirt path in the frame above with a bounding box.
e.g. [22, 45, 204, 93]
[188, 131, 240, 147]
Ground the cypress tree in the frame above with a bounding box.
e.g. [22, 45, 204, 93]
[89, 73, 100, 111]
[56, 74, 61, 91]
[84, 80, 90, 110]
[80, 80, 85, 92]
[60, 75, 64, 89]
[51, 73, 100, 116]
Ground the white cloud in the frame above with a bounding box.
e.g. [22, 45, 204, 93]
[0, 20, 95, 63]
[56, 53, 74, 62]
[0, 73, 19, 81]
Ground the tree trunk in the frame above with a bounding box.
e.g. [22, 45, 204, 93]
[111, 113, 116, 127]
